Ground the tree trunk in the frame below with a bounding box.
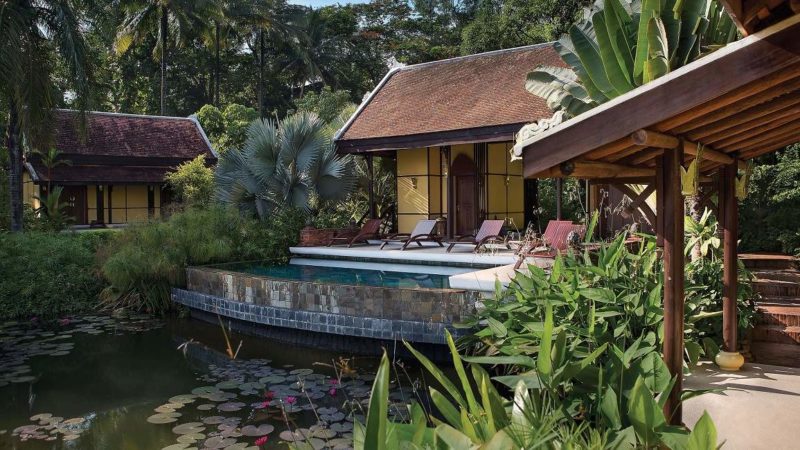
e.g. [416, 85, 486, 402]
[258, 29, 265, 119]
[7, 99, 22, 232]
[215, 22, 221, 106]
[160, 6, 168, 115]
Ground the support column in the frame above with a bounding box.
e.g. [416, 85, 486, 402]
[443, 146, 454, 239]
[555, 178, 563, 220]
[365, 154, 375, 219]
[716, 162, 745, 371]
[658, 144, 685, 425]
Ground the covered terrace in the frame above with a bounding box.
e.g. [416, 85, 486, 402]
[514, 14, 800, 424]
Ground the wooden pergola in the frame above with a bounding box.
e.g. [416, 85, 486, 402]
[514, 14, 800, 424]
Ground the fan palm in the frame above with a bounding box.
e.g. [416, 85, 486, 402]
[215, 112, 354, 218]
[1, 0, 93, 232]
[114, 0, 222, 114]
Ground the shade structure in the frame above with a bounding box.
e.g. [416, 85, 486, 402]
[514, 14, 800, 425]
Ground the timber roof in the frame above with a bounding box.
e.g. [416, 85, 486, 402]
[515, 14, 800, 180]
[335, 43, 565, 152]
[26, 110, 216, 185]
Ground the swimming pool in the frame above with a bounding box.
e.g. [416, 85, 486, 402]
[210, 261, 454, 289]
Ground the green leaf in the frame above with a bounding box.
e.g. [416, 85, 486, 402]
[435, 424, 474, 449]
[445, 331, 481, 417]
[430, 388, 462, 429]
[592, 11, 635, 96]
[580, 287, 617, 303]
[364, 351, 391, 449]
[461, 355, 537, 368]
[687, 411, 718, 450]
[643, 16, 671, 83]
[627, 376, 666, 446]
[568, 23, 618, 100]
[537, 303, 555, 378]
[486, 317, 508, 337]
[600, 386, 623, 429]
[403, 340, 466, 408]
[633, 0, 663, 85]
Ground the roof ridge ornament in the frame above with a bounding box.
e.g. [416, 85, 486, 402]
[511, 111, 567, 160]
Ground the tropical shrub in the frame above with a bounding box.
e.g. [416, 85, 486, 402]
[357, 334, 722, 449]
[459, 226, 756, 373]
[521, 0, 738, 121]
[98, 206, 305, 313]
[215, 112, 355, 218]
[0, 231, 110, 319]
[164, 155, 216, 208]
[292, 87, 353, 124]
[740, 146, 800, 255]
[195, 103, 259, 154]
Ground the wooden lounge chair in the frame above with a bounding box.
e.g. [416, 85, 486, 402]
[446, 219, 509, 253]
[327, 218, 382, 247]
[380, 219, 443, 250]
[514, 221, 583, 269]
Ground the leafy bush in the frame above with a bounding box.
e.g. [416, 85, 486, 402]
[164, 155, 216, 208]
[291, 87, 353, 124]
[98, 206, 305, 314]
[195, 104, 259, 154]
[0, 231, 110, 319]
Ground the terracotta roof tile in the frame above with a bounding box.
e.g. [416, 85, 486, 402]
[339, 43, 565, 142]
[52, 109, 215, 160]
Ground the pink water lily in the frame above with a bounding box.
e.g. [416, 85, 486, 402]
[264, 390, 274, 400]
[255, 400, 270, 409]
[255, 435, 268, 446]
[328, 387, 337, 397]
[285, 396, 297, 405]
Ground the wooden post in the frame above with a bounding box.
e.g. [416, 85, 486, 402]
[658, 144, 685, 425]
[443, 146, 454, 239]
[365, 154, 375, 219]
[716, 162, 745, 370]
[555, 178, 563, 220]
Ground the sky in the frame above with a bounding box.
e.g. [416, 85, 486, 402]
[289, 0, 370, 7]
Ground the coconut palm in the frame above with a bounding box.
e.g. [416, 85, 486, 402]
[283, 9, 342, 98]
[1, 0, 93, 232]
[523, 0, 738, 120]
[215, 112, 354, 218]
[114, 0, 222, 114]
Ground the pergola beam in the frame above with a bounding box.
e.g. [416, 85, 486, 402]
[532, 160, 655, 179]
[630, 129, 747, 169]
[686, 90, 800, 140]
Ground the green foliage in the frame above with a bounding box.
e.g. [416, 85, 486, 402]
[740, 146, 800, 255]
[196, 103, 260, 153]
[98, 206, 305, 313]
[164, 155, 216, 208]
[292, 87, 353, 124]
[215, 112, 355, 217]
[524, 0, 738, 119]
[0, 231, 110, 320]
[32, 186, 76, 232]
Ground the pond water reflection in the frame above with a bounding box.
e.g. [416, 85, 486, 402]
[0, 314, 412, 449]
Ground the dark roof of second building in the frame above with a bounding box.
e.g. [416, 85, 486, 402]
[336, 43, 565, 149]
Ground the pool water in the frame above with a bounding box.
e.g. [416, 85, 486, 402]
[214, 261, 454, 289]
[0, 314, 420, 449]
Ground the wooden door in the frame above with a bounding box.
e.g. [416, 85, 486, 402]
[456, 176, 476, 235]
[61, 186, 87, 225]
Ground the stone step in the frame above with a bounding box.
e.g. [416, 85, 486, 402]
[752, 279, 800, 298]
[759, 305, 800, 327]
[749, 341, 800, 367]
[741, 253, 798, 271]
[752, 325, 800, 344]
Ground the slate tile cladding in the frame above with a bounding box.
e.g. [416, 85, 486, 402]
[178, 265, 479, 344]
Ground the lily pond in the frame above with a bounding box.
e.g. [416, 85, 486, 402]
[0, 314, 419, 449]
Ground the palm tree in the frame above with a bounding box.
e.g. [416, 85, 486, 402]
[1, 1, 92, 232]
[215, 112, 354, 218]
[283, 9, 342, 98]
[115, 0, 222, 115]
[227, 0, 301, 117]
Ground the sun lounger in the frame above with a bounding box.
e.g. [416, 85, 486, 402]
[380, 219, 443, 250]
[446, 219, 508, 253]
[327, 218, 382, 247]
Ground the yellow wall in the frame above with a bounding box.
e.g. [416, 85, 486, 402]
[86, 184, 162, 224]
[22, 172, 40, 209]
[394, 141, 526, 234]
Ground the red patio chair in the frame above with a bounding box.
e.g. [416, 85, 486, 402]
[380, 219, 443, 250]
[446, 219, 509, 253]
[327, 218, 382, 247]
[514, 221, 584, 269]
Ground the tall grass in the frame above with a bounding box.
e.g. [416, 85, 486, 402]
[98, 206, 305, 313]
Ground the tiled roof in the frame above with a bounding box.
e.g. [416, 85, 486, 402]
[337, 43, 565, 143]
[52, 110, 216, 160]
[26, 110, 216, 185]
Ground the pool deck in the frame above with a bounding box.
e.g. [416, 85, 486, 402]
[290, 243, 554, 294]
[684, 362, 800, 449]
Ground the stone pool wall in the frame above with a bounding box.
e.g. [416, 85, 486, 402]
[172, 266, 480, 344]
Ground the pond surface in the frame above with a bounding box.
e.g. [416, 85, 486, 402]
[0, 315, 418, 449]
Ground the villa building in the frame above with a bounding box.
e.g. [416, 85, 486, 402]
[334, 43, 566, 236]
[22, 110, 217, 226]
